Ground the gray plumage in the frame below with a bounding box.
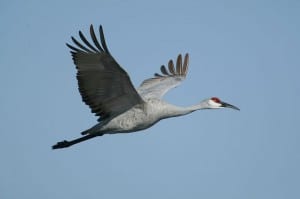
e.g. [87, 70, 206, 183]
[52, 25, 239, 149]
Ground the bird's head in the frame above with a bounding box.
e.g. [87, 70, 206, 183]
[205, 97, 240, 110]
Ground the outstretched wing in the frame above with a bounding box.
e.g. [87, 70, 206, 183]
[66, 25, 144, 121]
[137, 54, 189, 99]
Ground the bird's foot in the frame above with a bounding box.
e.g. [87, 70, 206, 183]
[52, 140, 71, 149]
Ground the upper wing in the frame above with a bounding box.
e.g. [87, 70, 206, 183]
[137, 54, 189, 99]
[66, 25, 144, 121]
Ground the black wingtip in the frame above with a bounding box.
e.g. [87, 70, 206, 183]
[99, 25, 110, 54]
[99, 25, 104, 32]
[90, 24, 104, 52]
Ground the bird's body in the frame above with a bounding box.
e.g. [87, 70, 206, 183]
[52, 25, 239, 149]
[85, 98, 193, 135]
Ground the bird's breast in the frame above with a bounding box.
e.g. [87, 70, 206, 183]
[101, 99, 173, 134]
[102, 104, 160, 133]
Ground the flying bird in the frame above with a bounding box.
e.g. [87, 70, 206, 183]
[52, 25, 239, 149]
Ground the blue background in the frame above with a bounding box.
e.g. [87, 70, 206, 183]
[1, 0, 299, 198]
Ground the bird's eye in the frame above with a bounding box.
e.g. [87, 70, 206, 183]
[211, 97, 221, 103]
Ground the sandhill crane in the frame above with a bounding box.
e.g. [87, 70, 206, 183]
[52, 25, 239, 149]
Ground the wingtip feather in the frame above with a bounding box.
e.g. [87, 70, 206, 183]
[99, 25, 110, 54]
[182, 53, 189, 76]
[176, 54, 182, 75]
[160, 65, 170, 75]
[90, 24, 104, 51]
[168, 60, 176, 75]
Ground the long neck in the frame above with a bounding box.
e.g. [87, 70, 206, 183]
[187, 100, 211, 112]
[162, 100, 210, 118]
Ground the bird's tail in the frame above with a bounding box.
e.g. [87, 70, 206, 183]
[81, 120, 108, 135]
[52, 133, 103, 149]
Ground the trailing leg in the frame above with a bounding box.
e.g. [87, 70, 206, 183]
[52, 133, 102, 149]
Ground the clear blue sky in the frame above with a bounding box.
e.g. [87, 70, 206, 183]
[1, 0, 299, 198]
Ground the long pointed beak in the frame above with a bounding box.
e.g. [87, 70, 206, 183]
[221, 101, 240, 111]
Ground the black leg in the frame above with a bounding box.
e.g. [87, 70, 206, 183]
[52, 134, 102, 149]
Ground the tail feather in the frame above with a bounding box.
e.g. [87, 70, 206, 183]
[81, 120, 108, 135]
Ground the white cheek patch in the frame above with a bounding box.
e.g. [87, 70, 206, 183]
[208, 100, 222, 108]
